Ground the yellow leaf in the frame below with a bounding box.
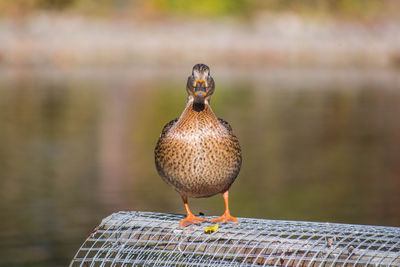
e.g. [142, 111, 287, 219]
[204, 224, 219, 234]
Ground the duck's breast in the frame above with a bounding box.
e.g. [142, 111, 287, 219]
[155, 109, 241, 197]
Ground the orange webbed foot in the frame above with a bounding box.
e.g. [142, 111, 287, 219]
[179, 214, 208, 228]
[210, 212, 238, 225]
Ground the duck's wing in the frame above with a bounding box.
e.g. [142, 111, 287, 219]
[218, 117, 242, 171]
[218, 117, 241, 150]
[217, 118, 234, 133]
[159, 118, 178, 138]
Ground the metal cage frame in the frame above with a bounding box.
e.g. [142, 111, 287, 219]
[70, 211, 400, 266]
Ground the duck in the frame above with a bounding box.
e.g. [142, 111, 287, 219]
[154, 64, 242, 227]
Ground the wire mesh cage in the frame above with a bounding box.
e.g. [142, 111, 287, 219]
[70, 211, 400, 266]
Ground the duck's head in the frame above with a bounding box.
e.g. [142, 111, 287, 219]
[186, 64, 215, 104]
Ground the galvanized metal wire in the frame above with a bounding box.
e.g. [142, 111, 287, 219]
[70, 211, 400, 266]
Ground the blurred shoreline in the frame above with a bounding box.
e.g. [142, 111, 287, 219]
[1, 12, 399, 70]
[1, 67, 399, 93]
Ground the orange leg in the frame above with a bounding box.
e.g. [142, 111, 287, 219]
[179, 195, 207, 228]
[210, 191, 238, 225]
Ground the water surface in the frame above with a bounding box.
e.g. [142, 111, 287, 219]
[0, 69, 399, 266]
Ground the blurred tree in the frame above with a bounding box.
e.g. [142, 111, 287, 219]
[39, 0, 76, 9]
[0, 0, 397, 19]
[150, 0, 249, 17]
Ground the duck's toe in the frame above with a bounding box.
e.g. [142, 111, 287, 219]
[179, 214, 208, 228]
[210, 213, 238, 225]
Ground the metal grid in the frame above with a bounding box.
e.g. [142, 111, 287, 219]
[70, 211, 400, 266]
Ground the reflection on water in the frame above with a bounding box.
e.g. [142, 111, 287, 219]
[0, 69, 399, 266]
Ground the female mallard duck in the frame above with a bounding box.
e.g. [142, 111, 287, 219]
[155, 64, 242, 227]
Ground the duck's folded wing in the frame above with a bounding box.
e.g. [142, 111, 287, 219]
[159, 118, 178, 138]
[217, 118, 233, 132]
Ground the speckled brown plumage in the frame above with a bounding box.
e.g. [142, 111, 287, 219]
[155, 102, 241, 197]
[154, 64, 241, 227]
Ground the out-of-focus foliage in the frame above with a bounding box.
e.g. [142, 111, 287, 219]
[256, 0, 387, 18]
[0, 0, 398, 18]
[150, 0, 249, 17]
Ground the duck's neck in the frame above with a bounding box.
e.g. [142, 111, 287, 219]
[192, 102, 206, 112]
[178, 99, 218, 125]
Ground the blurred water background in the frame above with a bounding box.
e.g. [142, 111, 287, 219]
[0, 1, 400, 266]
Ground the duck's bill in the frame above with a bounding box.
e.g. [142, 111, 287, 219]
[194, 88, 207, 98]
[194, 79, 207, 98]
